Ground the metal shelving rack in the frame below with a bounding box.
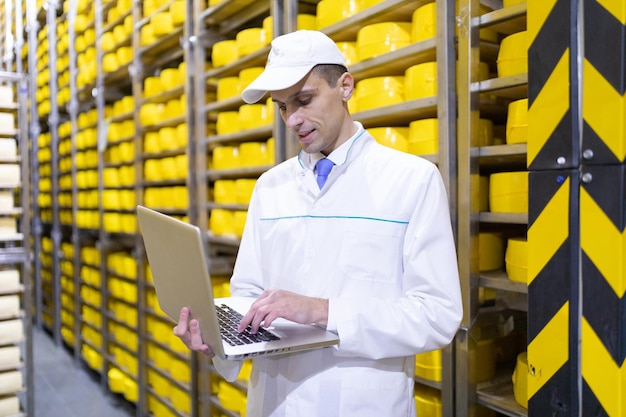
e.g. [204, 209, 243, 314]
[0, 1, 34, 410]
[457, 1, 529, 416]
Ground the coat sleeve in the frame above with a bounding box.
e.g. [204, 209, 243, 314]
[328, 166, 463, 359]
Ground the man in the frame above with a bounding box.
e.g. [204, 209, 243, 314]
[175, 30, 462, 417]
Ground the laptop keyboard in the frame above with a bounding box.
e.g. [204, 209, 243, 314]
[216, 304, 281, 346]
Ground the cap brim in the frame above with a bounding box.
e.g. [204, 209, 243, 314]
[241, 64, 315, 103]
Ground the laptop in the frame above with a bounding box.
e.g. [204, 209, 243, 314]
[137, 205, 339, 360]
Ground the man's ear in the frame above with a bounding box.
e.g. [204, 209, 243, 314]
[339, 72, 355, 101]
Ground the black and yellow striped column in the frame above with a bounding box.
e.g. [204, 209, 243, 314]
[528, 0, 626, 415]
[580, 1, 626, 415]
[527, 0, 581, 415]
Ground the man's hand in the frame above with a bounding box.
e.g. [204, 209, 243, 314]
[173, 307, 214, 357]
[238, 289, 329, 334]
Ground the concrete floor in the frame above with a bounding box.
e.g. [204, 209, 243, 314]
[32, 327, 136, 417]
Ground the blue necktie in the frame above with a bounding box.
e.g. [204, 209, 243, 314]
[316, 158, 335, 189]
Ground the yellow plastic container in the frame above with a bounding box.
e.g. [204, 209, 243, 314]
[144, 76, 162, 97]
[506, 98, 528, 144]
[412, 3, 436, 42]
[504, 0, 526, 7]
[214, 180, 236, 204]
[170, 0, 185, 26]
[211, 40, 238, 67]
[217, 76, 240, 101]
[239, 67, 265, 92]
[415, 349, 442, 382]
[369, 127, 409, 153]
[152, 12, 174, 37]
[355, 76, 405, 112]
[408, 118, 438, 155]
[478, 118, 495, 147]
[212, 146, 239, 169]
[489, 171, 528, 213]
[506, 237, 528, 283]
[512, 351, 529, 408]
[210, 209, 235, 236]
[239, 141, 266, 167]
[414, 384, 442, 417]
[336, 41, 358, 66]
[263, 14, 316, 39]
[235, 179, 256, 204]
[216, 111, 240, 135]
[236, 28, 267, 57]
[497, 31, 528, 77]
[316, 0, 360, 29]
[357, 22, 412, 61]
[405, 62, 438, 100]
[160, 67, 180, 90]
[238, 104, 269, 130]
[479, 232, 504, 271]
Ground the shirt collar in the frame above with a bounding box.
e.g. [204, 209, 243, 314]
[300, 122, 365, 170]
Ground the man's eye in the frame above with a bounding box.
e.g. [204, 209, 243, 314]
[298, 98, 311, 106]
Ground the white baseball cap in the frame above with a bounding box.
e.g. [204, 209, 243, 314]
[241, 30, 347, 104]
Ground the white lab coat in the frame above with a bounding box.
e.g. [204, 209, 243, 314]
[213, 125, 462, 417]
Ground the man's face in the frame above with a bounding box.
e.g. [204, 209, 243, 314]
[270, 71, 354, 156]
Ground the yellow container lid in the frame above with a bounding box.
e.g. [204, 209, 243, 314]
[316, 0, 361, 29]
[214, 180, 237, 204]
[415, 349, 442, 382]
[512, 351, 529, 408]
[144, 76, 162, 97]
[170, 0, 185, 27]
[212, 145, 239, 169]
[478, 118, 494, 147]
[412, 3, 436, 42]
[506, 237, 528, 283]
[236, 28, 268, 57]
[217, 76, 240, 101]
[479, 232, 504, 271]
[357, 22, 412, 61]
[160, 67, 180, 90]
[497, 31, 528, 77]
[408, 118, 438, 155]
[210, 209, 236, 236]
[263, 14, 316, 39]
[212, 39, 239, 67]
[355, 76, 405, 112]
[235, 179, 256, 204]
[414, 384, 442, 417]
[140, 24, 156, 46]
[238, 104, 269, 130]
[489, 171, 528, 213]
[405, 61, 438, 100]
[506, 98, 528, 144]
[152, 12, 174, 37]
[370, 127, 409, 153]
[336, 41, 359, 66]
[239, 67, 265, 92]
[216, 111, 240, 136]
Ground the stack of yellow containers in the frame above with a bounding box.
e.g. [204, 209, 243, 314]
[140, 62, 189, 214]
[144, 264, 194, 416]
[39, 238, 54, 328]
[75, 109, 99, 230]
[36, 132, 52, 222]
[102, 0, 133, 73]
[59, 243, 76, 346]
[75, 1, 96, 90]
[106, 251, 140, 404]
[57, 121, 73, 225]
[35, 27, 50, 117]
[80, 246, 104, 372]
[56, 18, 71, 107]
[103, 95, 136, 234]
